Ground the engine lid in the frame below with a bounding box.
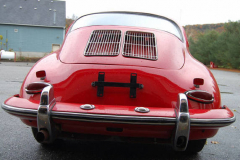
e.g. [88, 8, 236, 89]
[60, 26, 185, 70]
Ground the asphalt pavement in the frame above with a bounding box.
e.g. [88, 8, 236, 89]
[0, 62, 239, 160]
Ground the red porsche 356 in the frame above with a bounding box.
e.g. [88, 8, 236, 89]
[1, 12, 235, 152]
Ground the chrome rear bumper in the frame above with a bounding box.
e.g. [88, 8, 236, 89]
[1, 91, 236, 150]
[1, 102, 235, 127]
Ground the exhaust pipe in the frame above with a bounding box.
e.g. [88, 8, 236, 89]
[36, 130, 49, 143]
[176, 136, 187, 148]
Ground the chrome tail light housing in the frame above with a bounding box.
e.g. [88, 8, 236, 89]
[185, 90, 214, 104]
[25, 82, 52, 94]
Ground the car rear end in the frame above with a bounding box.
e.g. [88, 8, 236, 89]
[2, 12, 235, 152]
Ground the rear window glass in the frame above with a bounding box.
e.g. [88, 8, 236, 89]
[71, 13, 183, 40]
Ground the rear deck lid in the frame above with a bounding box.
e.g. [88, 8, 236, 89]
[60, 26, 185, 70]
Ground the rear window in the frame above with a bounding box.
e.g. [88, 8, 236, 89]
[71, 12, 183, 40]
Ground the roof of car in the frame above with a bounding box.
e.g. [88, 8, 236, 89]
[78, 11, 179, 25]
[0, 0, 65, 28]
[70, 11, 183, 41]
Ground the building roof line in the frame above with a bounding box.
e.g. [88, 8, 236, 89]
[0, 23, 65, 29]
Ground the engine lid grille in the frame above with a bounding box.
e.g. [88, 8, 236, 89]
[123, 31, 157, 60]
[85, 30, 122, 56]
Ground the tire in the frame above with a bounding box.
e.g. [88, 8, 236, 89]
[185, 139, 207, 153]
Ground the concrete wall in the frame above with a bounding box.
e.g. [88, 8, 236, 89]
[0, 24, 64, 56]
[15, 51, 48, 58]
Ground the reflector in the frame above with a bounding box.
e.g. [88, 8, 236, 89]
[193, 78, 204, 85]
[36, 70, 46, 79]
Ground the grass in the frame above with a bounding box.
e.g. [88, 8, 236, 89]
[16, 56, 41, 62]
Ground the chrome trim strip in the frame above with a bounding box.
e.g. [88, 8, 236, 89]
[25, 82, 52, 94]
[174, 93, 190, 151]
[51, 111, 176, 125]
[1, 103, 236, 127]
[191, 116, 236, 126]
[185, 90, 214, 104]
[1, 103, 37, 116]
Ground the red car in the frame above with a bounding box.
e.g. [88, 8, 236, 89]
[1, 12, 235, 152]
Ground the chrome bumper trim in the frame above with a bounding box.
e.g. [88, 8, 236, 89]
[37, 85, 56, 143]
[191, 116, 236, 126]
[1, 103, 37, 116]
[174, 93, 190, 151]
[1, 103, 235, 127]
[51, 111, 176, 125]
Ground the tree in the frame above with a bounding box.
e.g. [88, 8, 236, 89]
[189, 30, 219, 65]
[71, 14, 78, 20]
[66, 18, 74, 31]
[0, 35, 3, 50]
[223, 21, 240, 68]
[188, 21, 240, 69]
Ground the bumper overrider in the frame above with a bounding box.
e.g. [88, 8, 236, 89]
[1, 86, 236, 151]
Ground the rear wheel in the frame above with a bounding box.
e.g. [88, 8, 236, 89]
[185, 139, 207, 153]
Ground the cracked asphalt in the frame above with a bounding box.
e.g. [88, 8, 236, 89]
[0, 62, 239, 160]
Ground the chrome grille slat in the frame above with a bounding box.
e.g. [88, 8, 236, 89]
[123, 31, 157, 60]
[106, 30, 111, 55]
[85, 30, 121, 56]
[112, 30, 116, 55]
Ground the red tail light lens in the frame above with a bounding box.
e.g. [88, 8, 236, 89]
[36, 70, 46, 79]
[193, 78, 204, 86]
[185, 90, 214, 104]
[25, 82, 51, 94]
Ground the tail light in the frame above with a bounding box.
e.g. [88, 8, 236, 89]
[36, 70, 46, 80]
[185, 90, 214, 104]
[25, 82, 51, 94]
[193, 78, 204, 85]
